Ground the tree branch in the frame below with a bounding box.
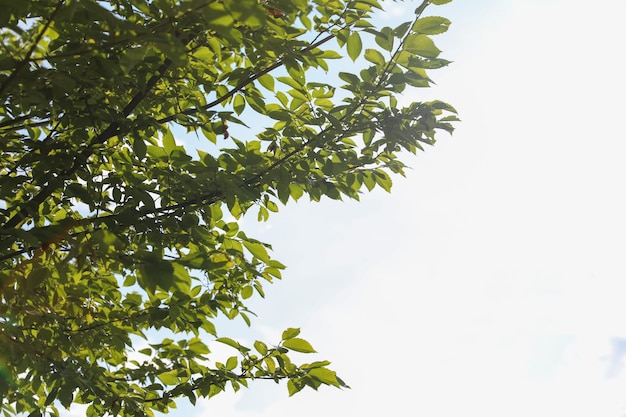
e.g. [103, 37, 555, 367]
[1, 57, 174, 231]
[156, 33, 336, 125]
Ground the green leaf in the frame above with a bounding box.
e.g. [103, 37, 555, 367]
[393, 21, 412, 38]
[308, 368, 340, 387]
[338, 72, 360, 86]
[26, 267, 48, 291]
[364, 48, 386, 66]
[374, 27, 394, 52]
[233, 94, 246, 115]
[254, 340, 268, 355]
[138, 348, 152, 356]
[123, 275, 136, 286]
[277, 76, 303, 90]
[133, 137, 147, 159]
[258, 74, 275, 91]
[241, 285, 254, 299]
[216, 337, 241, 349]
[243, 241, 270, 263]
[412, 16, 451, 35]
[157, 370, 179, 385]
[282, 327, 301, 340]
[163, 129, 176, 155]
[316, 50, 342, 59]
[347, 32, 363, 61]
[119, 47, 147, 74]
[404, 34, 441, 58]
[188, 338, 211, 355]
[193, 46, 214, 61]
[225, 356, 238, 371]
[282, 338, 316, 353]
[138, 258, 175, 292]
[287, 379, 301, 396]
[430, 0, 453, 4]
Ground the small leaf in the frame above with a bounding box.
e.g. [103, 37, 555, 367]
[216, 337, 240, 349]
[241, 285, 254, 299]
[225, 356, 238, 371]
[138, 257, 175, 292]
[193, 46, 214, 60]
[233, 94, 246, 115]
[412, 16, 451, 35]
[26, 267, 48, 291]
[123, 275, 136, 286]
[157, 370, 179, 385]
[254, 340, 268, 355]
[347, 32, 363, 61]
[308, 368, 340, 387]
[364, 48, 385, 65]
[404, 34, 441, 58]
[338, 72, 360, 86]
[188, 338, 211, 355]
[133, 137, 147, 159]
[163, 129, 176, 155]
[276, 76, 302, 90]
[282, 327, 301, 340]
[287, 379, 300, 396]
[258, 74, 275, 91]
[282, 338, 316, 353]
[243, 241, 270, 263]
[374, 27, 394, 52]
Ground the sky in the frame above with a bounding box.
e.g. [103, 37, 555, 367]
[65, 0, 626, 416]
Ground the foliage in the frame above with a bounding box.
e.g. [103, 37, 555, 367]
[0, 0, 457, 415]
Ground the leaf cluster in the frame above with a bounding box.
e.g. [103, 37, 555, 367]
[0, 0, 457, 415]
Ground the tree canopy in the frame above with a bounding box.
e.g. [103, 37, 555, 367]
[0, 0, 457, 415]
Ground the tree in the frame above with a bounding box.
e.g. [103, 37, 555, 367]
[0, 0, 457, 415]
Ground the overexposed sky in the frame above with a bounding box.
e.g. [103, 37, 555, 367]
[185, 1, 626, 417]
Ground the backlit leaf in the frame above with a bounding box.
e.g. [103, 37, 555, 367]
[404, 34, 441, 58]
[282, 328, 301, 340]
[412, 16, 451, 35]
[157, 370, 179, 385]
[347, 32, 363, 61]
[283, 338, 316, 353]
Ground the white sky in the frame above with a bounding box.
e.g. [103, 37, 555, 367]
[63, 0, 626, 416]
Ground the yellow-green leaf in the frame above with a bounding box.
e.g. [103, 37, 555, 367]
[347, 32, 363, 61]
[233, 94, 245, 115]
[157, 370, 179, 385]
[364, 48, 385, 65]
[258, 74, 275, 91]
[308, 368, 340, 387]
[412, 16, 451, 35]
[282, 338, 316, 353]
[404, 34, 441, 58]
[243, 241, 270, 263]
[282, 327, 300, 340]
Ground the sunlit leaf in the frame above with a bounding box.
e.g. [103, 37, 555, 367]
[347, 32, 363, 61]
[283, 338, 316, 353]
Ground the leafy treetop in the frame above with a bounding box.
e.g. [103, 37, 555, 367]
[0, 0, 456, 416]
